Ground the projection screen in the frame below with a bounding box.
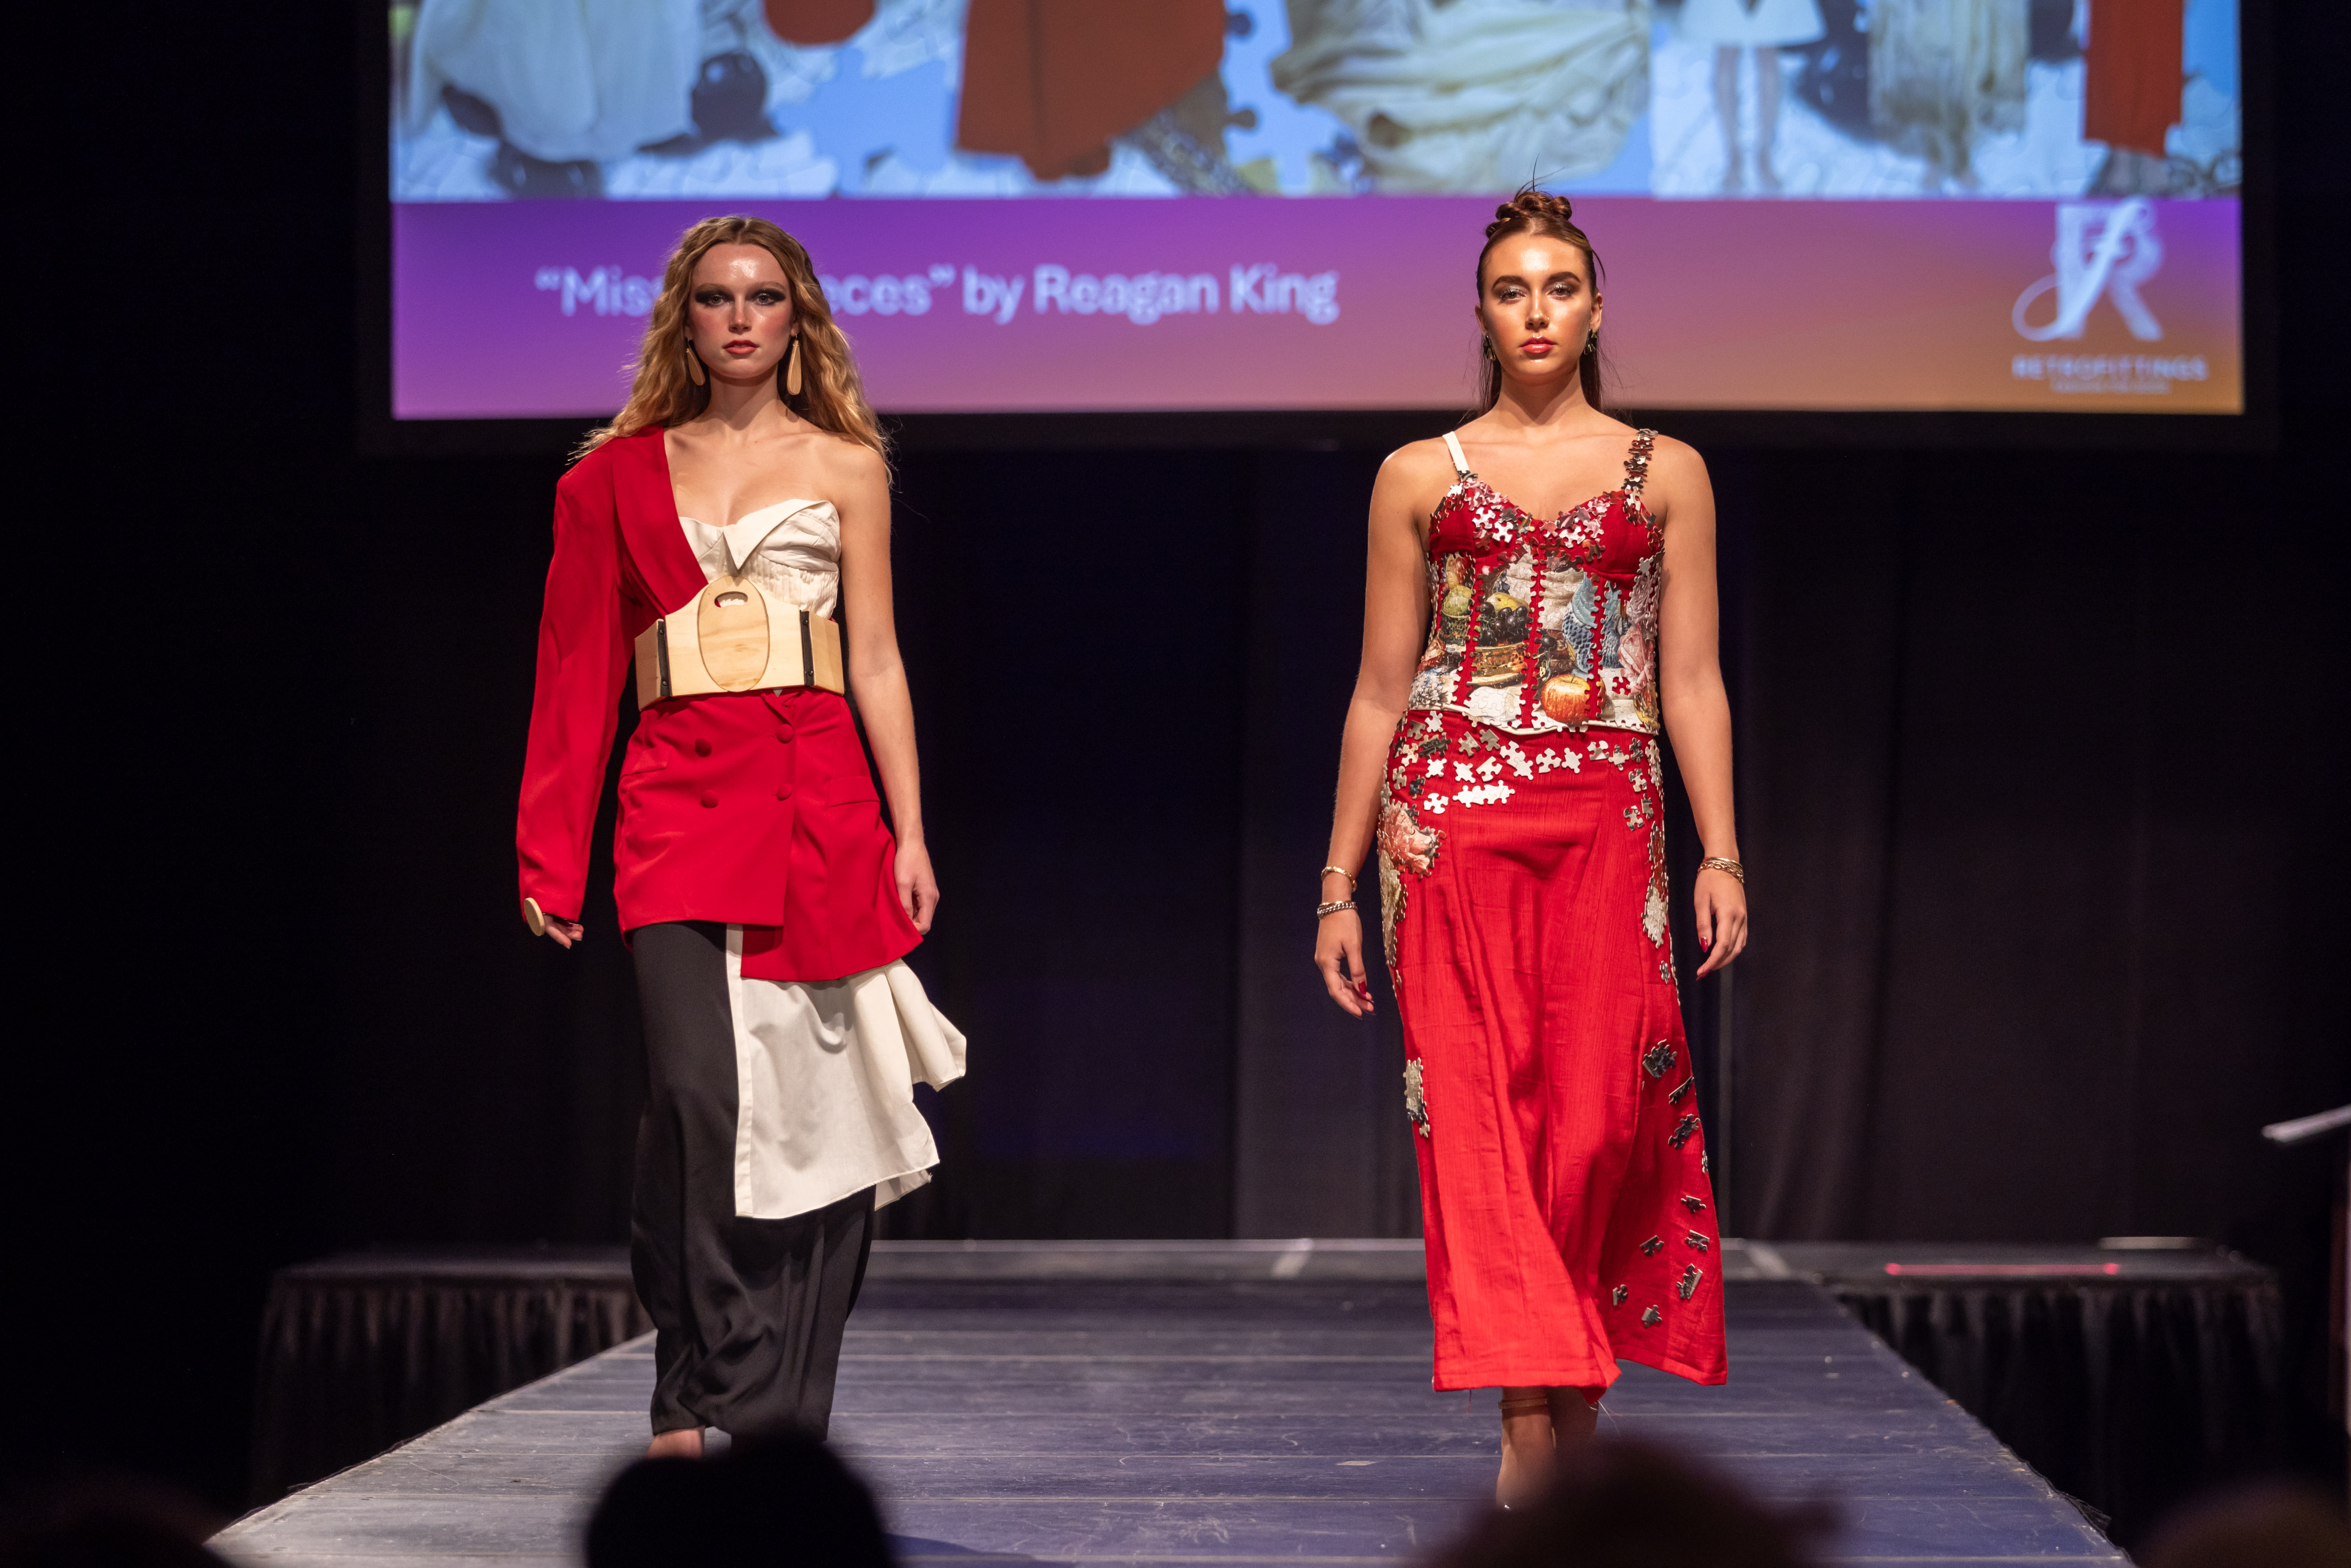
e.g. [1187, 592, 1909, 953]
[386, 0, 2243, 418]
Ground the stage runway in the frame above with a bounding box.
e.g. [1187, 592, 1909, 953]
[217, 1244, 2124, 1566]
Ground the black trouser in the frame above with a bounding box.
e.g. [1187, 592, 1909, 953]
[630, 921, 874, 1438]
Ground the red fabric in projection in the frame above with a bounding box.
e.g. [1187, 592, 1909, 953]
[956, 0, 1226, 179]
[2086, 0, 2185, 157]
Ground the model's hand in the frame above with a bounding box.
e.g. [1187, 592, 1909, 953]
[1315, 909, 1375, 1017]
[539, 916, 585, 949]
[897, 841, 940, 934]
[1693, 870, 1746, 977]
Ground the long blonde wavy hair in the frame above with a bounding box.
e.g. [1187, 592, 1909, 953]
[579, 216, 887, 464]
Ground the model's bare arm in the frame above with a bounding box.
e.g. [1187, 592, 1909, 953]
[835, 444, 939, 933]
[1653, 439, 1746, 976]
[1315, 444, 1446, 1015]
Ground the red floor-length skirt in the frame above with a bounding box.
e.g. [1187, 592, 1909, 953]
[1378, 711, 1727, 1392]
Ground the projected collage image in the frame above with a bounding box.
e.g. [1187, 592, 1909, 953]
[387, 1, 2246, 417]
[391, 0, 2239, 205]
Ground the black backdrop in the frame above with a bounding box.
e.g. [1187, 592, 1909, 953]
[13, 0, 2345, 1520]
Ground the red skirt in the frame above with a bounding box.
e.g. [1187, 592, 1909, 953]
[1378, 710, 1727, 1392]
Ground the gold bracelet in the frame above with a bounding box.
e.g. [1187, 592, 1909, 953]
[1317, 899, 1356, 918]
[1319, 864, 1357, 888]
[1697, 856, 1745, 885]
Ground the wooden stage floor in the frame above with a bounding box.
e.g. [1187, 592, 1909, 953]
[217, 1244, 2124, 1566]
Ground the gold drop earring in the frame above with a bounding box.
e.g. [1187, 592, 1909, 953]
[684, 341, 707, 387]
[783, 336, 803, 397]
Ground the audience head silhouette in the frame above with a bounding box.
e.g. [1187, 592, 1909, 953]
[0, 1475, 230, 1568]
[1435, 1440, 1831, 1568]
[2138, 1482, 2351, 1568]
[586, 1434, 893, 1568]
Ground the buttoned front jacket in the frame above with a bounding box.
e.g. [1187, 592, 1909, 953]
[514, 429, 917, 982]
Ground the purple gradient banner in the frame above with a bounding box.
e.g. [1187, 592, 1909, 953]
[392, 197, 2241, 418]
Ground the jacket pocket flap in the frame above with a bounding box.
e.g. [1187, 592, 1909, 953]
[823, 773, 880, 806]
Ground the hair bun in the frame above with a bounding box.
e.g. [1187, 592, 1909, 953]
[1516, 189, 1575, 222]
[1485, 186, 1576, 240]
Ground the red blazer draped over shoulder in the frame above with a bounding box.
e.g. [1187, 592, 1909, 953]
[514, 428, 919, 984]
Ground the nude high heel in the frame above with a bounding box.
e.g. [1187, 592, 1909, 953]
[1547, 1386, 1600, 1446]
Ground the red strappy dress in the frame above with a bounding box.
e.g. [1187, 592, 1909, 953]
[1378, 428, 1727, 1394]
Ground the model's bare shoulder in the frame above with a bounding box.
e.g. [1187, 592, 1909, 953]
[807, 428, 882, 478]
[1376, 436, 1461, 513]
[1641, 433, 1714, 535]
[1383, 434, 1460, 474]
[1644, 432, 1710, 489]
[1382, 432, 1458, 470]
[808, 432, 889, 519]
[808, 423, 882, 463]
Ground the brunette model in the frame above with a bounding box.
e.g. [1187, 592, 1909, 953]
[517, 215, 962, 1455]
[1314, 192, 1747, 1506]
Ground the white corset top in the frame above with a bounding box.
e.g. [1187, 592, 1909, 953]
[676, 498, 842, 619]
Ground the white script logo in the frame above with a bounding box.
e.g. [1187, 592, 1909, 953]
[2012, 199, 2163, 343]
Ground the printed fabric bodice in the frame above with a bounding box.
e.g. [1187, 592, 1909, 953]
[1407, 428, 1662, 736]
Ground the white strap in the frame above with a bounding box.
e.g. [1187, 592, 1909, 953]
[1441, 430, 1470, 476]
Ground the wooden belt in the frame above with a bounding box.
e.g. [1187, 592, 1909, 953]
[633, 576, 845, 708]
